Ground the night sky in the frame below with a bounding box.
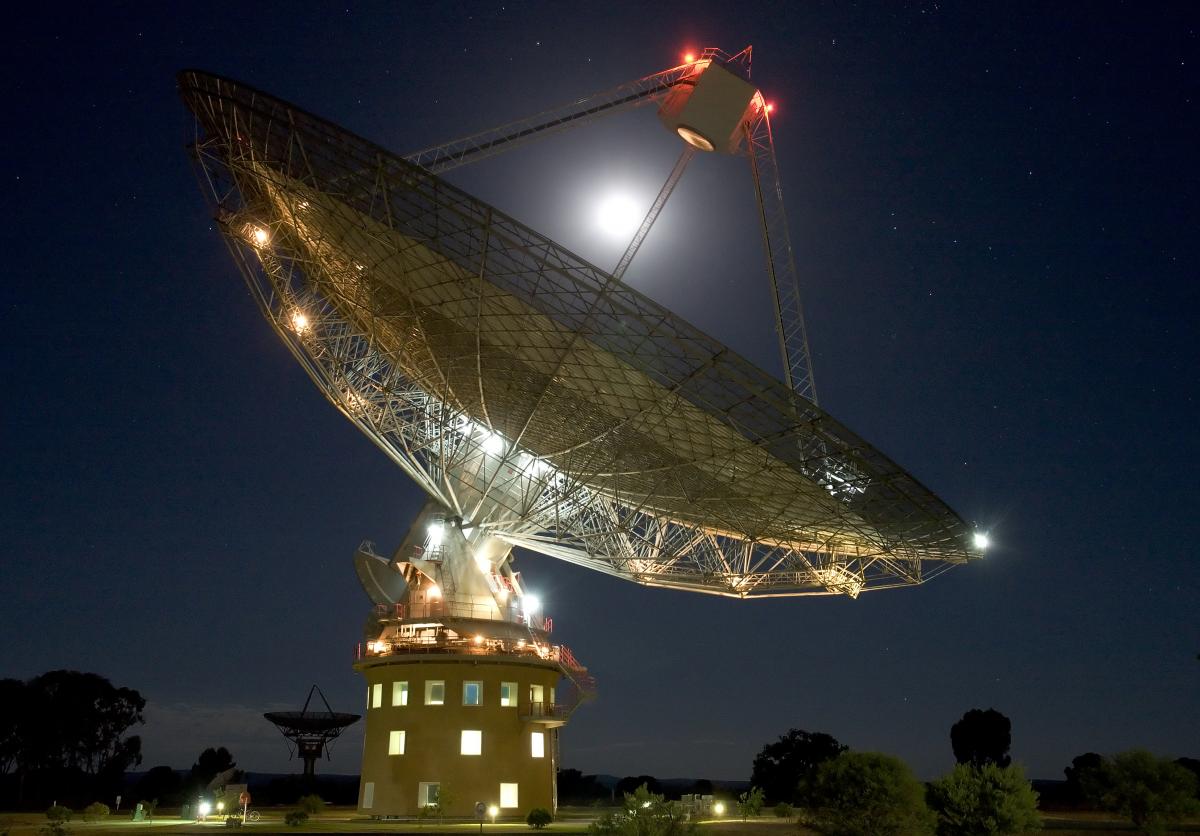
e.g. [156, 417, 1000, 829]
[3, 2, 1197, 783]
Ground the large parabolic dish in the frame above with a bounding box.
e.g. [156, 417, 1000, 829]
[179, 67, 981, 599]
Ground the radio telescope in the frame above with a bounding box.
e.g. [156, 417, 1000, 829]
[180, 46, 983, 817]
[264, 685, 360, 779]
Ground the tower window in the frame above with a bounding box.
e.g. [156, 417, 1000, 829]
[500, 682, 517, 707]
[418, 782, 439, 807]
[425, 680, 445, 705]
[529, 684, 544, 706]
[500, 783, 518, 808]
[460, 729, 482, 756]
[531, 731, 545, 758]
[362, 782, 375, 809]
[388, 730, 406, 756]
[463, 681, 482, 706]
[393, 681, 408, 707]
[371, 683, 382, 709]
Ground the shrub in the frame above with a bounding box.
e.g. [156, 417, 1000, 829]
[806, 752, 935, 836]
[736, 787, 764, 820]
[587, 785, 694, 836]
[284, 810, 309, 827]
[83, 803, 110, 822]
[527, 807, 553, 829]
[297, 794, 324, 815]
[588, 812, 623, 836]
[773, 802, 794, 818]
[224, 816, 243, 828]
[928, 763, 1041, 835]
[1102, 750, 1200, 834]
[45, 806, 72, 823]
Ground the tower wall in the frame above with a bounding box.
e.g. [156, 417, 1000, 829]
[355, 655, 560, 818]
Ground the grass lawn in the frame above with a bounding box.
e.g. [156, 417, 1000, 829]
[2, 808, 1198, 836]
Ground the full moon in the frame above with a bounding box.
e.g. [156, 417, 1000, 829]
[595, 193, 641, 238]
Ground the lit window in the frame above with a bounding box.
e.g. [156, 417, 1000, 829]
[463, 681, 482, 706]
[392, 681, 408, 707]
[460, 730, 482, 756]
[529, 684, 544, 706]
[425, 680, 445, 705]
[418, 782, 439, 807]
[500, 783, 518, 809]
[362, 782, 375, 810]
[388, 730, 406, 756]
[531, 732, 545, 759]
[500, 682, 517, 707]
[371, 683, 382, 709]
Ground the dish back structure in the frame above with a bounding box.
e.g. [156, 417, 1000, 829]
[178, 57, 977, 604]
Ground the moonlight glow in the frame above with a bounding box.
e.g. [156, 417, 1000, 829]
[595, 193, 641, 238]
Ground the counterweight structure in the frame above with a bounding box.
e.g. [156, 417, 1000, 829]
[180, 47, 983, 818]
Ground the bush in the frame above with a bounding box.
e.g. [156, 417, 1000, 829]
[773, 802, 794, 818]
[587, 785, 694, 836]
[284, 811, 309, 827]
[527, 807, 553, 829]
[297, 794, 324, 815]
[45, 806, 72, 823]
[1102, 750, 1200, 834]
[83, 803, 110, 822]
[928, 763, 1041, 835]
[806, 752, 935, 836]
[224, 817, 243, 828]
[736, 787, 764, 820]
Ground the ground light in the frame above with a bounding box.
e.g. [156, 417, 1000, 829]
[712, 802, 725, 816]
[488, 805, 499, 824]
[197, 800, 211, 820]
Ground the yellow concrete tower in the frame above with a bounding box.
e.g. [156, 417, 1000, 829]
[352, 501, 594, 819]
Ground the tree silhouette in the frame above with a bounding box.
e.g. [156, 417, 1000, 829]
[189, 746, 236, 793]
[750, 729, 846, 804]
[950, 708, 1011, 768]
[1064, 752, 1109, 806]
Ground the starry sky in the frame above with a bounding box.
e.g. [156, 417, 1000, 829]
[2, 2, 1197, 782]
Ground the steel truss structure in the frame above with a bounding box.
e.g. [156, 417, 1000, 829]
[179, 56, 979, 599]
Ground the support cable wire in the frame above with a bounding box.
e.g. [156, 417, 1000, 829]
[612, 145, 695, 281]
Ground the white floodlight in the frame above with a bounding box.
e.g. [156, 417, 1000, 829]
[427, 521, 444, 546]
[523, 594, 541, 612]
[198, 801, 212, 818]
[482, 431, 505, 455]
[712, 802, 725, 816]
[973, 531, 990, 551]
[291, 311, 310, 333]
[251, 227, 269, 246]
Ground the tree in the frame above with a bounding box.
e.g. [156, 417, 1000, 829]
[1063, 752, 1110, 807]
[950, 709, 1011, 768]
[1101, 750, 1199, 834]
[805, 752, 934, 836]
[619, 782, 696, 834]
[189, 747, 236, 792]
[736, 787, 764, 820]
[616, 775, 661, 797]
[0, 679, 24, 777]
[750, 729, 846, 804]
[133, 766, 182, 807]
[927, 763, 1041, 836]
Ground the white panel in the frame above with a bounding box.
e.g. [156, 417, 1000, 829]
[362, 782, 374, 809]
